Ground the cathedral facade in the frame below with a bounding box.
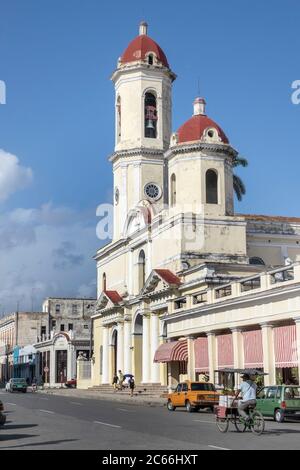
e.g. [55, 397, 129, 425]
[90, 23, 300, 390]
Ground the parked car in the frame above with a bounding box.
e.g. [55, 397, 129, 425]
[256, 385, 300, 422]
[65, 378, 77, 388]
[167, 381, 219, 412]
[0, 400, 6, 426]
[6, 378, 27, 393]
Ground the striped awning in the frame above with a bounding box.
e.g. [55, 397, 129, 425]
[195, 337, 209, 372]
[153, 340, 188, 363]
[217, 334, 234, 368]
[243, 330, 263, 368]
[274, 325, 298, 368]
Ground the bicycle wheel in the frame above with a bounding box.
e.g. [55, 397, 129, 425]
[234, 416, 247, 433]
[216, 417, 229, 433]
[250, 410, 265, 436]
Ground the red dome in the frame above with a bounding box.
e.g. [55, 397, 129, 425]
[121, 34, 169, 68]
[177, 114, 229, 144]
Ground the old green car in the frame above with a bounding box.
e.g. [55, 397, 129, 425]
[6, 378, 27, 393]
[256, 385, 300, 422]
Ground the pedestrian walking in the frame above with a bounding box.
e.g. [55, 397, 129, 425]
[129, 376, 135, 397]
[112, 374, 118, 391]
[118, 370, 124, 390]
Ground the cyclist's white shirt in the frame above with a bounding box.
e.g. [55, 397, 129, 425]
[240, 381, 257, 402]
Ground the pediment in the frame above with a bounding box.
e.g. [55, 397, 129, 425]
[96, 291, 122, 311]
[142, 269, 181, 295]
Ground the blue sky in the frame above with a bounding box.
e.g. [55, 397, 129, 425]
[0, 0, 299, 312]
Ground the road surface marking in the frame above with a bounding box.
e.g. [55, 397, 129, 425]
[40, 398, 49, 400]
[39, 409, 55, 414]
[208, 445, 230, 450]
[70, 402, 82, 406]
[117, 408, 133, 412]
[94, 420, 121, 429]
[193, 419, 215, 425]
[6, 403, 17, 406]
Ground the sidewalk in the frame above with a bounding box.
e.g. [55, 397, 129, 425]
[38, 387, 166, 407]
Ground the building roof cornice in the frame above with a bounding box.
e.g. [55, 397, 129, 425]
[165, 142, 238, 160]
[111, 63, 176, 83]
[109, 147, 165, 164]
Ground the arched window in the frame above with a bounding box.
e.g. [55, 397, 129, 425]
[116, 96, 121, 141]
[102, 273, 107, 291]
[138, 250, 146, 290]
[249, 257, 265, 266]
[206, 169, 218, 204]
[148, 54, 154, 65]
[145, 92, 157, 138]
[170, 173, 176, 207]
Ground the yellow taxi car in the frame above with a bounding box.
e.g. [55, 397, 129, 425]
[167, 381, 219, 412]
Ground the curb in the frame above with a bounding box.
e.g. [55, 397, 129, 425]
[38, 389, 166, 407]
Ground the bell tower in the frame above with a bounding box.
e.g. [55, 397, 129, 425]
[110, 22, 176, 240]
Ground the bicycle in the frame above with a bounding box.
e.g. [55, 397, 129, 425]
[215, 400, 265, 436]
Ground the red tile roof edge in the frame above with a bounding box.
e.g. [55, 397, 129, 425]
[104, 290, 123, 304]
[154, 269, 181, 285]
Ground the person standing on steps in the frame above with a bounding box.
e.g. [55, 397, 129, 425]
[112, 373, 118, 391]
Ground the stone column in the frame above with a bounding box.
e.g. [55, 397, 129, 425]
[117, 322, 124, 373]
[49, 348, 56, 386]
[231, 328, 244, 388]
[123, 317, 132, 374]
[102, 327, 109, 384]
[294, 317, 300, 385]
[261, 323, 275, 386]
[186, 336, 196, 381]
[150, 313, 160, 383]
[207, 332, 217, 385]
[67, 343, 74, 381]
[142, 313, 151, 383]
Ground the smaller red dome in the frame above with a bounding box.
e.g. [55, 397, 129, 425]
[177, 100, 229, 144]
[121, 34, 169, 68]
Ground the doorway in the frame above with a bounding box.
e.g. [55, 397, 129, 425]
[56, 350, 67, 383]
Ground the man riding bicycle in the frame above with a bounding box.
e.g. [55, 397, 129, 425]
[235, 374, 257, 421]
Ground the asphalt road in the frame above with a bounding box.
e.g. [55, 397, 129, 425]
[0, 390, 300, 450]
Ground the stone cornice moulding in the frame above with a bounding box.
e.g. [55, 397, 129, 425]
[110, 148, 165, 163]
[111, 64, 177, 83]
[165, 142, 238, 160]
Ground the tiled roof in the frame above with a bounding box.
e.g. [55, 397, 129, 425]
[104, 291, 123, 304]
[154, 269, 181, 285]
[121, 34, 169, 67]
[177, 114, 229, 144]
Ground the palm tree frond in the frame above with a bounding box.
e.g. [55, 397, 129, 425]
[232, 155, 249, 168]
[233, 174, 246, 201]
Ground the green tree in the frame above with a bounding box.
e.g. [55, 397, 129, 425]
[233, 155, 248, 201]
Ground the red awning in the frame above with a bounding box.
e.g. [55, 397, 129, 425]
[195, 337, 209, 372]
[274, 325, 298, 368]
[243, 330, 263, 368]
[217, 334, 234, 368]
[154, 340, 188, 363]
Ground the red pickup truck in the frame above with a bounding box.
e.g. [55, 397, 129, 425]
[65, 379, 77, 388]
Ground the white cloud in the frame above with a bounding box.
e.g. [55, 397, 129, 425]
[0, 149, 33, 202]
[0, 203, 99, 312]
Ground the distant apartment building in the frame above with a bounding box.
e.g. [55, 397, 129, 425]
[34, 297, 96, 386]
[0, 311, 48, 382]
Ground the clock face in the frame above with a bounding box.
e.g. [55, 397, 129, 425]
[144, 183, 162, 201]
[115, 187, 119, 204]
